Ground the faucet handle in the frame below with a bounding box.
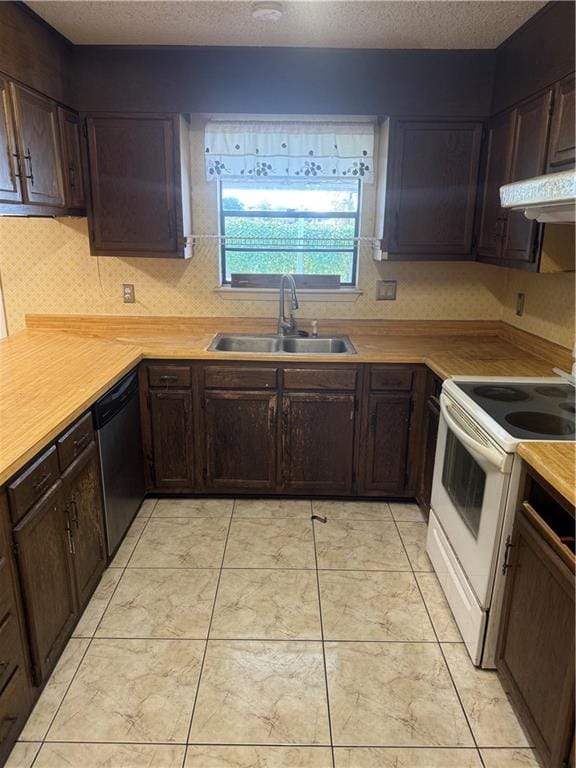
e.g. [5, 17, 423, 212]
[311, 320, 319, 338]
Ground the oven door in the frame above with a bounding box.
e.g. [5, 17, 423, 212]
[431, 393, 513, 607]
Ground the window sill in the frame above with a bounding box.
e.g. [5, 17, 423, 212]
[214, 287, 363, 302]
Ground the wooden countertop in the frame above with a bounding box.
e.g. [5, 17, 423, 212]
[1, 314, 572, 497]
[518, 442, 576, 507]
[0, 331, 141, 486]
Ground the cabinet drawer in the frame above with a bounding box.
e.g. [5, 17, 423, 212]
[283, 367, 357, 391]
[7, 446, 59, 525]
[148, 366, 191, 388]
[0, 615, 22, 693]
[369, 367, 413, 391]
[204, 366, 278, 390]
[57, 413, 94, 472]
[0, 667, 29, 747]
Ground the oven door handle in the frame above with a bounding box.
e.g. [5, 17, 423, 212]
[440, 395, 507, 472]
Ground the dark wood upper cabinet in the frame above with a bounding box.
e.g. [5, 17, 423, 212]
[547, 74, 575, 171]
[477, 111, 515, 261]
[12, 482, 77, 685]
[497, 482, 575, 768]
[204, 390, 278, 492]
[281, 392, 355, 493]
[0, 76, 21, 204]
[58, 107, 86, 211]
[149, 389, 195, 489]
[61, 443, 106, 611]
[10, 83, 64, 208]
[384, 120, 482, 259]
[85, 113, 191, 258]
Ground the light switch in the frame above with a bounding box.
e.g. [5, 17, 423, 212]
[376, 280, 397, 300]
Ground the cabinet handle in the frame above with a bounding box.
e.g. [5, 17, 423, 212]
[73, 433, 90, 455]
[69, 499, 79, 530]
[33, 472, 52, 494]
[12, 151, 22, 180]
[65, 512, 76, 555]
[159, 375, 178, 383]
[501, 534, 514, 574]
[23, 147, 34, 185]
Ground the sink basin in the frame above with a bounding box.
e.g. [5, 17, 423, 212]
[208, 333, 356, 355]
[281, 337, 355, 354]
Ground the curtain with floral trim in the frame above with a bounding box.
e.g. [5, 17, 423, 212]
[204, 121, 375, 183]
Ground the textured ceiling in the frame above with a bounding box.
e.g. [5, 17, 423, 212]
[26, 1, 546, 49]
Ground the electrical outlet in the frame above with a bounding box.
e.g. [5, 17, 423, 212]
[516, 292, 525, 316]
[376, 280, 397, 300]
[123, 284, 135, 303]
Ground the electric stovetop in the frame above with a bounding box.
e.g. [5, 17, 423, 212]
[454, 380, 576, 441]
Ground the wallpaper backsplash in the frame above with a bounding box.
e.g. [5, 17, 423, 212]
[0, 120, 573, 349]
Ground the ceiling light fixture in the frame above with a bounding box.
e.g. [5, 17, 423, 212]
[251, 1, 283, 22]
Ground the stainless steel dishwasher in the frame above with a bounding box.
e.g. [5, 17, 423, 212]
[92, 367, 145, 557]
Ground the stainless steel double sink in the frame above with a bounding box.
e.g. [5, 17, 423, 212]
[208, 333, 357, 355]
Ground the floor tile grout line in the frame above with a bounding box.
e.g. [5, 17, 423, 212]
[181, 498, 237, 768]
[310, 502, 337, 768]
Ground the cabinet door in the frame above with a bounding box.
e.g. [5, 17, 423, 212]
[149, 390, 195, 489]
[547, 75, 575, 171]
[281, 392, 355, 494]
[0, 77, 21, 204]
[360, 393, 412, 494]
[497, 505, 574, 767]
[58, 107, 86, 210]
[385, 121, 482, 258]
[501, 90, 552, 265]
[477, 111, 515, 260]
[86, 114, 179, 255]
[13, 482, 76, 684]
[62, 443, 106, 612]
[417, 375, 441, 514]
[10, 83, 64, 207]
[204, 391, 277, 491]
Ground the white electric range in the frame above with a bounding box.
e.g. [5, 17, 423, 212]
[427, 375, 575, 668]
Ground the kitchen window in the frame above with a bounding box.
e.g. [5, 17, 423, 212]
[218, 178, 361, 286]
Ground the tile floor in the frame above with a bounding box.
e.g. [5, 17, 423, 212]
[8, 498, 541, 768]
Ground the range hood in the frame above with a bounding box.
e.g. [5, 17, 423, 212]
[500, 169, 576, 223]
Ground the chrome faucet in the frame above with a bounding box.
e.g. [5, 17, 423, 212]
[277, 274, 299, 336]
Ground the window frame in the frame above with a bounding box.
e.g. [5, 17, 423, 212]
[218, 178, 362, 288]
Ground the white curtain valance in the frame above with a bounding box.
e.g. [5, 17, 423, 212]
[204, 121, 374, 183]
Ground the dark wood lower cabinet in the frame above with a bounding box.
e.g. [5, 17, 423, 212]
[360, 392, 412, 494]
[416, 373, 442, 515]
[281, 392, 355, 493]
[204, 391, 277, 491]
[149, 389, 195, 489]
[12, 481, 77, 685]
[61, 444, 106, 612]
[497, 476, 575, 768]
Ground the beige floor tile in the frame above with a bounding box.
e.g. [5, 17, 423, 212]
[153, 498, 234, 518]
[190, 640, 330, 745]
[19, 639, 90, 741]
[326, 641, 473, 747]
[34, 743, 186, 767]
[415, 572, 462, 642]
[234, 499, 312, 518]
[4, 742, 41, 768]
[129, 518, 229, 568]
[389, 502, 426, 523]
[442, 643, 531, 748]
[312, 500, 392, 520]
[135, 498, 158, 520]
[480, 749, 543, 767]
[185, 745, 333, 767]
[111, 518, 147, 567]
[210, 569, 321, 640]
[72, 568, 123, 638]
[315, 520, 410, 571]
[319, 570, 435, 641]
[97, 568, 219, 638]
[224, 519, 316, 569]
[396, 521, 433, 571]
[334, 747, 482, 767]
[47, 638, 204, 743]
